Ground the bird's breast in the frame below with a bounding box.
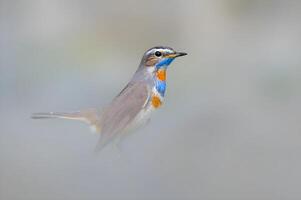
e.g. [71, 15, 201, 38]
[155, 69, 167, 97]
[151, 68, 166, 109]
[149, 85, 164, 109]
[136, 68, 166, 109]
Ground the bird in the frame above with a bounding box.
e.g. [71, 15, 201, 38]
[32, 46, 187, 151]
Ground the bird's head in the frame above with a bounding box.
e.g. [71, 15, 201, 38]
[140, 46, 187, 70]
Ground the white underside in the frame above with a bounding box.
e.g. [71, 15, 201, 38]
[129, 84, 164, 132]
[128, 77, 165, 130]
[129, 104, 155, 131]
[117, 97, 159, 142]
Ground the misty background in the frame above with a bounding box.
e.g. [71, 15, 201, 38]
[1, 0, 301, 199]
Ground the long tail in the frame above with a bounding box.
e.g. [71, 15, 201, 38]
[32, 109, 102, 132]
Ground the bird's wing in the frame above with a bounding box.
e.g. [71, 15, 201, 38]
[95, 81, 150, 151]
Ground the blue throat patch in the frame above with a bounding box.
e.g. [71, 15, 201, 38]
[155, 58, 173, 96]
[156, 58, 174, 69]
[156, 80, 166, 96]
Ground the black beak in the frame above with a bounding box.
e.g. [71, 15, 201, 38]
[175, 52, 187, 57]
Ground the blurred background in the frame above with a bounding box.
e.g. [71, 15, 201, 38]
[1, 0, 301, 199]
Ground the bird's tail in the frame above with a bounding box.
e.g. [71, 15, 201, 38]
[32, 108, 102, 132]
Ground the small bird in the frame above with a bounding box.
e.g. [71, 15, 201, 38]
[32, 46, 187, 150]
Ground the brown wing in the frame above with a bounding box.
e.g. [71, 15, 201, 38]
[95, 81, 150, 151]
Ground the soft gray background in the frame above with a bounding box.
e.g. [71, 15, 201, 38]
[1, 0, 301, 199]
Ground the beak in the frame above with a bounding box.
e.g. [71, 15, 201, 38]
[175, 52, 187, 57]
[165, 51, 187, 58]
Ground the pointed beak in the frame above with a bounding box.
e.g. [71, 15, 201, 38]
[175, 52, 187, 57]
[165, 51, 188, 58]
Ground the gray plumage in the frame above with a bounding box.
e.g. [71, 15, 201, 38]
[32, 46, 187, 151]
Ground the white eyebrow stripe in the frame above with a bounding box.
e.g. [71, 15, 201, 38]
[147, 48, 173, 54]
[164, 49, 173, 54]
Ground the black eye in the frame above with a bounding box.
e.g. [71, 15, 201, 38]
[155, 51, 162, 57]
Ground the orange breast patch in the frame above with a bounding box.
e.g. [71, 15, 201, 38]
[156, 69, 166, 81]
[151, 95, 162, 108]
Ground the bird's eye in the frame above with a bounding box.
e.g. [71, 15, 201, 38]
[155, 51, 162, 57]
